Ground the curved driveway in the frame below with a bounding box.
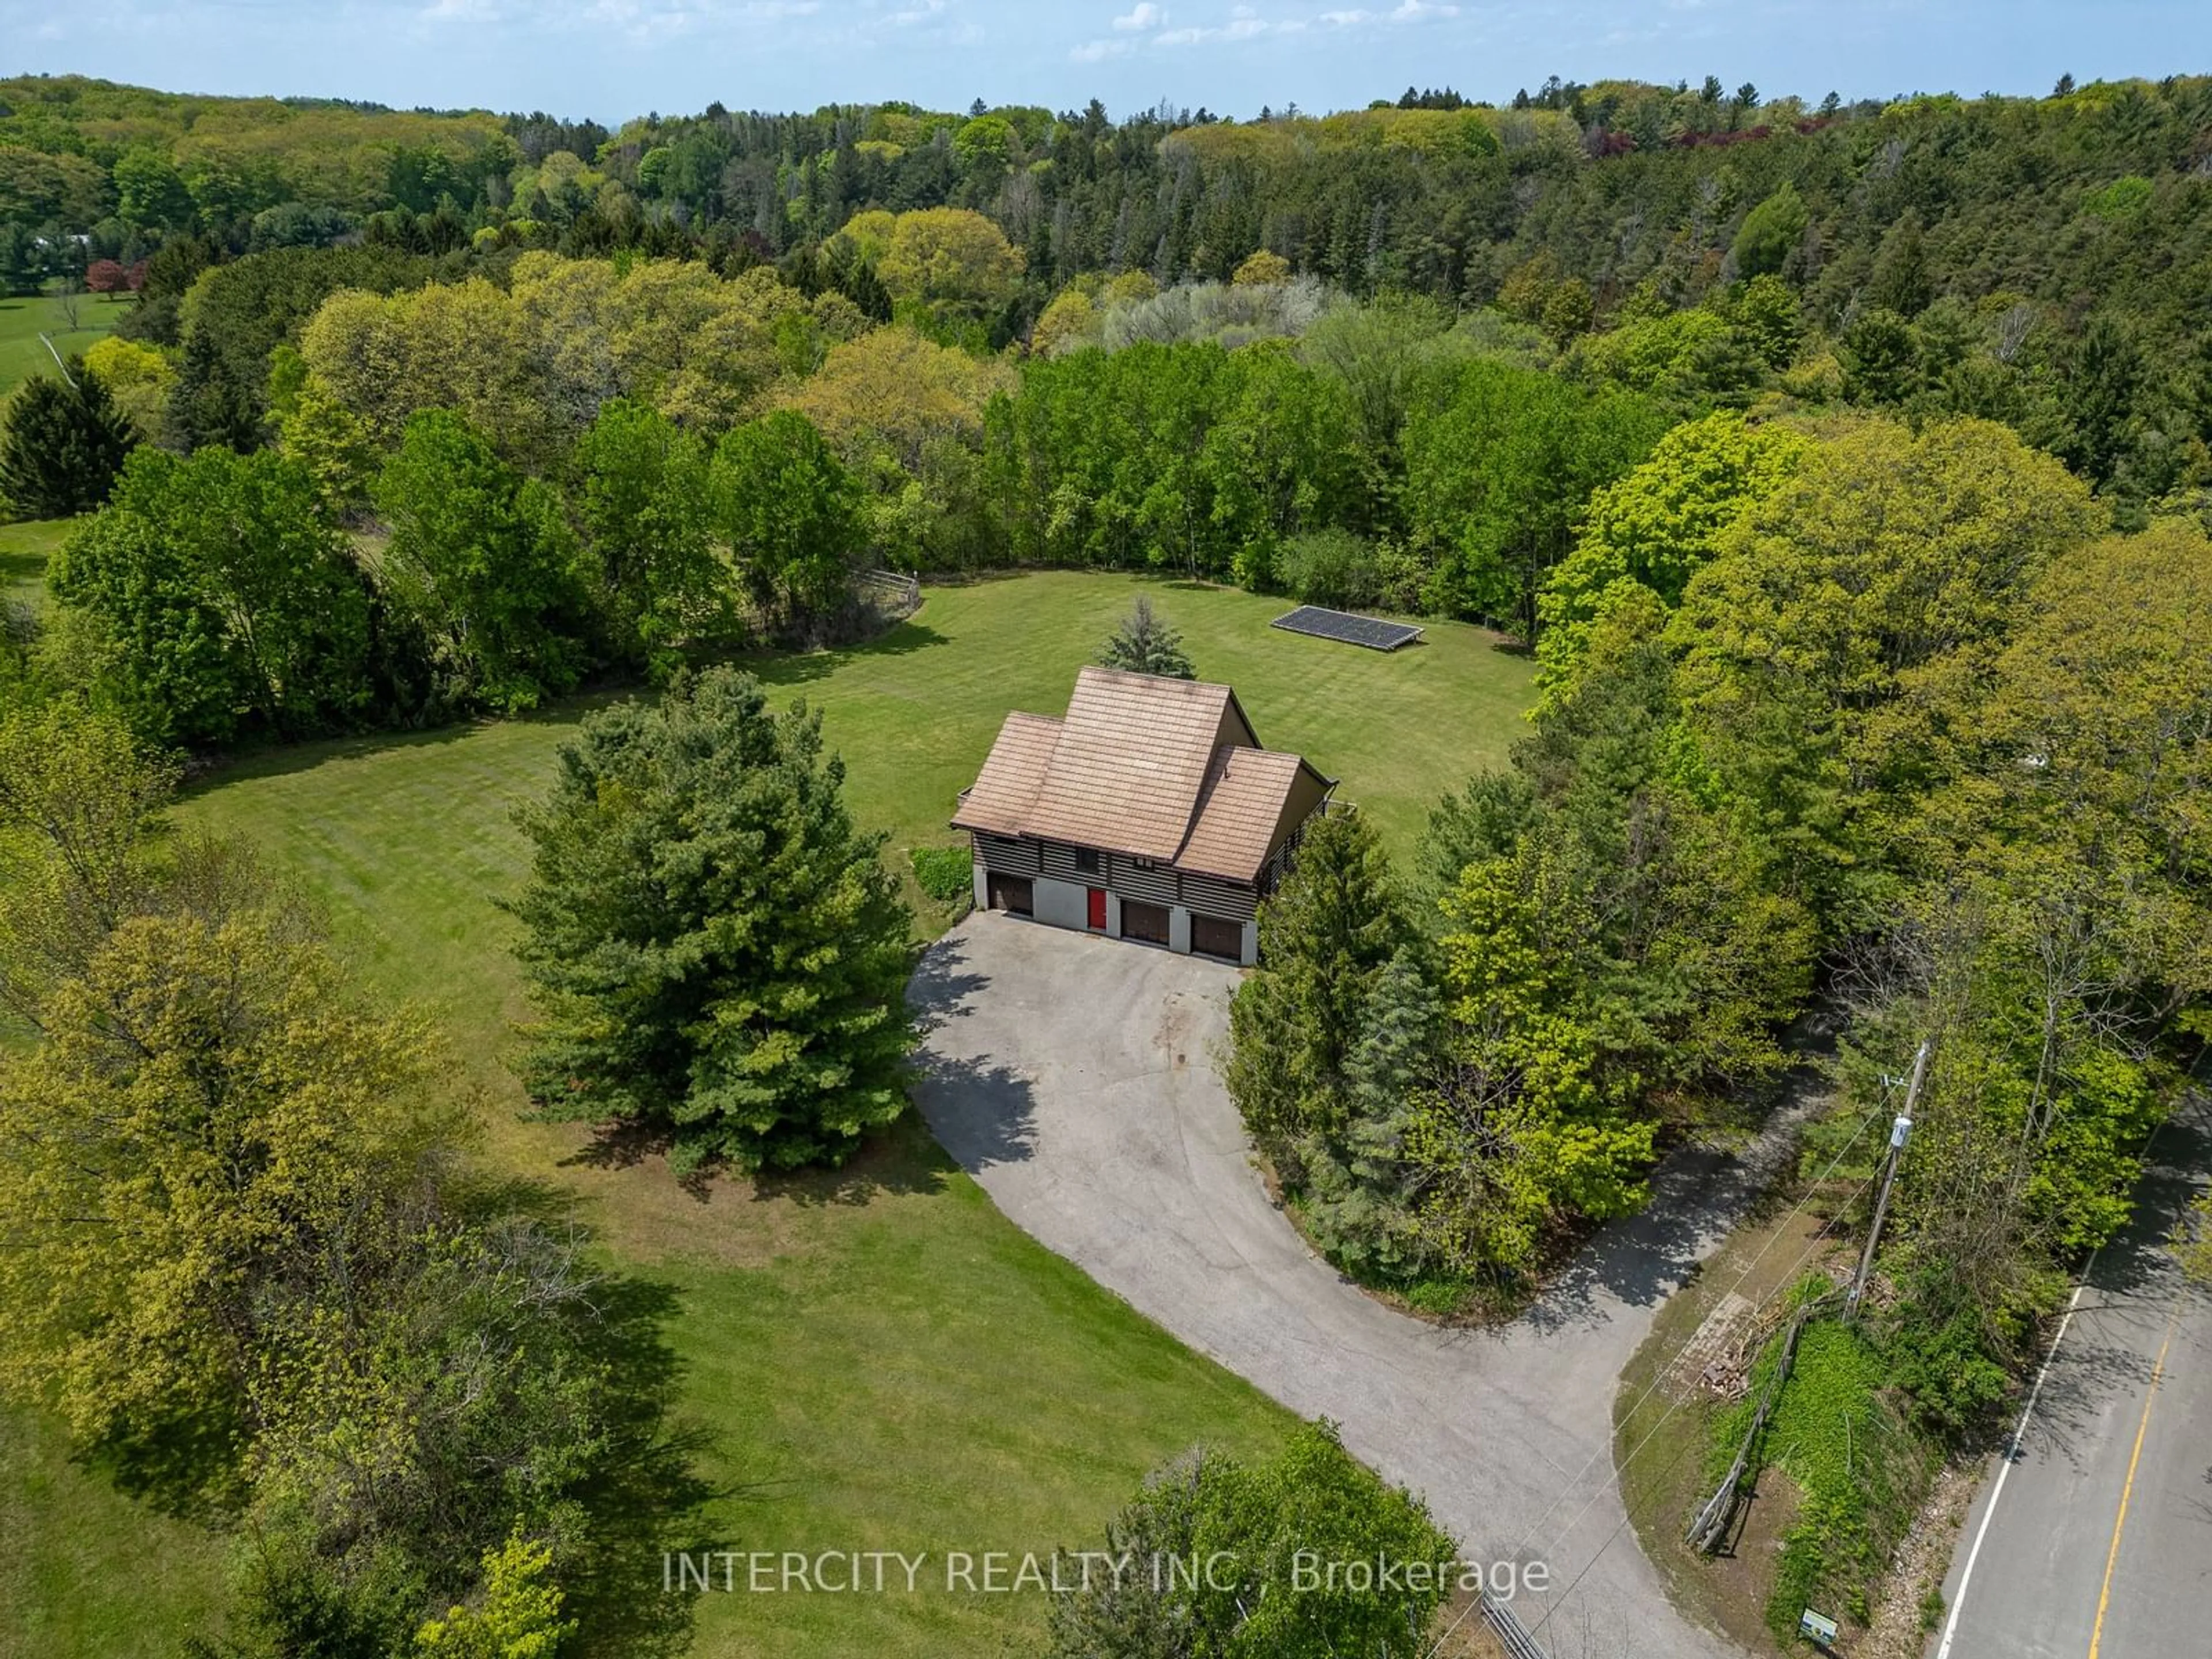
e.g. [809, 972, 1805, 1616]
[912, 913, 1785, 1659]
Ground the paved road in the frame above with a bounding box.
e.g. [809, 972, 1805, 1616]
[911, 913, 1794, 1659]
[1931, 1100, 2212, 1659]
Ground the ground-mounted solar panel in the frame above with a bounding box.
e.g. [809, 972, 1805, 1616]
[1269, 604, 1425, 652]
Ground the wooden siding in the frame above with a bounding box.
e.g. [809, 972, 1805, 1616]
[1039, 841, 1103, 883]
[974, 832, 1039, 874]
[1109, 854, 1180, 907]
[1181, 872, 1256, 923]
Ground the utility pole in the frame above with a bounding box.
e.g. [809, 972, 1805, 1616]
[1848, 1039, 1931, 1317]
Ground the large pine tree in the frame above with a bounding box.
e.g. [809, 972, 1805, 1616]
[0, 366, 137, 517]
[509, 667, 918, 1175]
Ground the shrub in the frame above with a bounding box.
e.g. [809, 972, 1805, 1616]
[1048, 1422, 1453, 1659]
[910, 844, 974, 904]
[1274, 528, 1380, 609]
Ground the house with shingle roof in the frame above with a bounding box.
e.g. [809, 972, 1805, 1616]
[952, 667, 1334, 965]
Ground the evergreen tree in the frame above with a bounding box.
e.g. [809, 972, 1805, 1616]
[0, 368, 137, 517]
[1297, 947, 1441, 1278]
[168, 320, 263, 452]
[1867, 211, 1933, 317]
[1224, 807, 1407, 1168]
[2056, 315, 2145, 487]
[509, 667, 918, 1176]
[1096, 593, 1194, 678]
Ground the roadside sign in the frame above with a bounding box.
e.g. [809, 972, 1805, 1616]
[1800, 1608, 1839, 1647]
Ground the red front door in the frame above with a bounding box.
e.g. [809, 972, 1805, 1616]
[1087, 887, 1107, 930]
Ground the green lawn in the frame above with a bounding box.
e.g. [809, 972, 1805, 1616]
[0, 1411, 233, 1659]
[6, 572, 1533, 1657]
[0, 293, 122, 400]
[1, 518, 69, 612]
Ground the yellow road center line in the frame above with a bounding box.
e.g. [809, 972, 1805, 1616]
[2087, 1300, 2184, 1659]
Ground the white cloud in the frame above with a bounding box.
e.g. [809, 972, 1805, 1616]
[1070, 36, 1132, 59]
[1388, 0, 1456, 17]
[1112, 1, 1165, 28]
[1151, 5, 1275, 47]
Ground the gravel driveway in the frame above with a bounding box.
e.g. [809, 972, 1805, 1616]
[912, 913, 1785, 1659]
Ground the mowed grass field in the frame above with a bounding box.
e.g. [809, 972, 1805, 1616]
[0, 518, 69, 612]
[5, 571, 1533, 1657]
[0, 293, 122, 399]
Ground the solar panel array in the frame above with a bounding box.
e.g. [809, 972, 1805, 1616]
[1269, 604, 1425, 652]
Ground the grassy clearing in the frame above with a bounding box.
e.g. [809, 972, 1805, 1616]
[2, 572, 1530, 1656]
[0, 1410, 233, 1659]
[0, 293, 123, 399]
[0, 517, 69, 612]
[729, 571, 1532, 864]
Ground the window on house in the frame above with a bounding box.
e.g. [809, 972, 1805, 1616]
[1073, 847, 1101, 876]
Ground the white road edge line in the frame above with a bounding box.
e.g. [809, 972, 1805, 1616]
[1933, 1275, 2092, 1659]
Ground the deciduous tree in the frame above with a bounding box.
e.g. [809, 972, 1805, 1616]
[569, 398, 727, 673]
[53, 446, 373, 744]
[1535, 410, 1808, 706]
[710, 410, 865, 628]
[373, 409, 586, 714]
[877, 206, 1024, 313]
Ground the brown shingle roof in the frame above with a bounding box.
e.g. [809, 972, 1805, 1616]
[952, 667, 1331, 882]
[1176, 747, 1308, 882]
[1020, 668, 1236, 860]
[951, 711, 1061, 837]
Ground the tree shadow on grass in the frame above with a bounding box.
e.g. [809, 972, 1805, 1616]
[724, 619, 952, 688]
[0, 544, 48, 588]
[561, 1272, 720, 1659]
[82, 1403, 252, 1525]
[557, 1103, 956, 1207]
[749, 1111, 960, 1207]
[177, 692, 626, 797]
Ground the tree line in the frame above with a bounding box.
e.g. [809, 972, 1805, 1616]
[0, 702, 700, 1657]
[1226, 409, 2212, 1435]
[9, 70, 2212, 517]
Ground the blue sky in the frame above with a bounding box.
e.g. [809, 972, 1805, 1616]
[5, 1, 2209, 126]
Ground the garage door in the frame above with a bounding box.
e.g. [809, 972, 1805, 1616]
[1122, 900, 1171, 945]
[987, 873, 1033, 916]
[1190, 914, 1244, 963]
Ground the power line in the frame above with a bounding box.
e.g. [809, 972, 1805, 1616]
[1510, 1097, 1889, 1557]
[1420, 1094, 1893, 1659]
